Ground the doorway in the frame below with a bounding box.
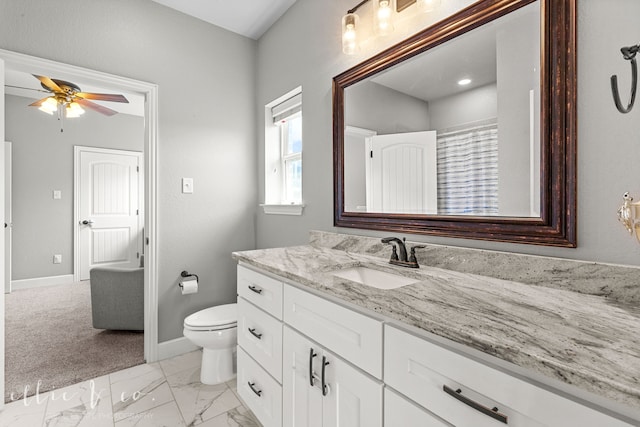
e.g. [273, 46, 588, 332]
[0, 48, 159, 408]
[74, 146, 144, 281]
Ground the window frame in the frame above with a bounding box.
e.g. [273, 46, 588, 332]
[262, 87, 304, 215]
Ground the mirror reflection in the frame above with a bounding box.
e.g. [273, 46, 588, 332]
[343, 1, 540, 217]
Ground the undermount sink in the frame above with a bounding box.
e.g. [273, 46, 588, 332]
[331, 266, 419, 290]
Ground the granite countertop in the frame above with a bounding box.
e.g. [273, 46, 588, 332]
[232, 243, 640, 415]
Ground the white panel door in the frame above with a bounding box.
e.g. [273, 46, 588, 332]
[77, 147, 142, 280]
[367, 130, 437, 214]
[4, 142, 10, 294]
[322, 347, 383, 427]
[283, 326, 324, 427]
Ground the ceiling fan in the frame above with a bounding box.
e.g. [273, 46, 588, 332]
[7, 74, 129, 132]
[30, 74, 129, 116]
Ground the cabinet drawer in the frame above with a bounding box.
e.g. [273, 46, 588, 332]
[384, 325, 633, 427]
[384, 388, 451, 427]
[237, 347, 283, 427]
[238, 297, 283, 383]
[237, 265, 283, 320]
[284, 284, 383, 379]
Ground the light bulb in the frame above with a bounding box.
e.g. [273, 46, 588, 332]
[342, 13, 359, 55]
[375, 0, 394, 35]
[417, 0, 441, 13]
[66, 101, 85, 118]
[38, 97, 58, 114]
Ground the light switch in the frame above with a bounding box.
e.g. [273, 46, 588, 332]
[53, 190, 62, 200]
[182, 178, 194, 194]
[53, 254, 62, 264]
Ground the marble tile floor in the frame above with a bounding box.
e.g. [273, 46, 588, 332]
[0, 349, 262, 427]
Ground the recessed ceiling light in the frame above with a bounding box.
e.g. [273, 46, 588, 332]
[458, 78, 472, 86]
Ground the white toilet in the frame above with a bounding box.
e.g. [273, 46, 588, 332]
[183, 303, 237, 385]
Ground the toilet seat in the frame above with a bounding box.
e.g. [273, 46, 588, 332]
[184, 303, 237, 331]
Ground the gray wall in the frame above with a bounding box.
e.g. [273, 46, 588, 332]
[496, 6, 540, 217]
[429, 83, 497, 131]
[345, 81, 430, 134]
[0, 0, 257, 343]
[256, 0, 640, 267]
[5, 94, 144, 280]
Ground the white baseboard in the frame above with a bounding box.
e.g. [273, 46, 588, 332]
[11, 274, 76, 291]
[158, 337, 200, 361]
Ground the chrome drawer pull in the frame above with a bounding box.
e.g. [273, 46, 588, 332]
[248, 328, 262, 339]
[248, 285, 263, 294]
[309, 348, 317, 387]
[443, 385, 508, 424]
[248, 381, 262, 397]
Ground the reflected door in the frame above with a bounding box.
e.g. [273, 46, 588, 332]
[366, 131, 437, 214]
[77, 147, 142, 280]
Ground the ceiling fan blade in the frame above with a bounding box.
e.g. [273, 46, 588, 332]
[76, 92, 129, 103]
[28, 97, 52, 107]
[33, 74, 63, 92]
[76, 98, 118, 116]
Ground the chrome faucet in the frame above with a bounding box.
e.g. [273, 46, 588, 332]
[381, 237, 425, 268]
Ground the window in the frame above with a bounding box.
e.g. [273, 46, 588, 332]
[263, 87, 304, 215]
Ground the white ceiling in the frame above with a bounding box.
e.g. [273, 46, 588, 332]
[150, 0, 298, 40]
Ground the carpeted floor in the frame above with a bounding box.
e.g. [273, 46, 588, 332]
[4, 281, 144, 403]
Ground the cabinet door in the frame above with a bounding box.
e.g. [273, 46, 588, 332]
[385, 388, 451, 427]
[284, 284, 383, 378]
[322, 347, 383, 427]
[283, 326, 323, 427]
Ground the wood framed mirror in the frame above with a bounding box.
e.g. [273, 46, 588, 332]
[333, 0, 576, 247]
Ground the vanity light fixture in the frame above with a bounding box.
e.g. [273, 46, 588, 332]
[342, 13, 359, 55]
[375, 0, 395, 35]
[341, 0, 442, 55]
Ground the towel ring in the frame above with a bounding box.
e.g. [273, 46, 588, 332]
[611, 44, 640, 114]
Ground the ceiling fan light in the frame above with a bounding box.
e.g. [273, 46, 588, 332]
[38, 105, 55, 115]
[66, 102, 85, 118]
[69, 102, 85, 115]
[39, 97, 58, 114]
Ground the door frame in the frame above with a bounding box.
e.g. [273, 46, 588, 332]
[73, 146, 144, 281]
[4, 141, 10, 294]
[0, 49, 160, 369]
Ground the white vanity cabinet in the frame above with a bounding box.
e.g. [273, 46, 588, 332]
[384, 324, 635, 427]
[282, 326, 383, 427]
[236, 263, 636, 427]
[237, 264, 384, 427]
[236, 265, 285, 427]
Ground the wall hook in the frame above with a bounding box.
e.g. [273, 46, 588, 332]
[611, 44, 640, 114]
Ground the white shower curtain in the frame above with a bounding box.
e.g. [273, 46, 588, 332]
[436, 123, 499, 215]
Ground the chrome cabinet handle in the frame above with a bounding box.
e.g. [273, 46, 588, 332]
[443, 385, 508, 424]
[248, 285, 263, 294]
[248, 381, 262, 397]
[248, 328, 262, 339]
[309, 348, 317, 387]
[321, 356, 330, 396]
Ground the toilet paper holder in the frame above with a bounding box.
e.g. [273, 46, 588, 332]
[179, 270, 199, 289]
